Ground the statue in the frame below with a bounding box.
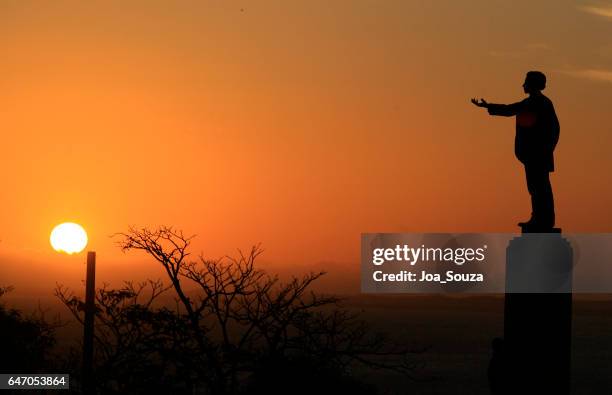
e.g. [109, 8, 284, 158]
[472, 71, 560, 231]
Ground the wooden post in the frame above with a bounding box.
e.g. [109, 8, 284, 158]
[83, 251, 96, 395]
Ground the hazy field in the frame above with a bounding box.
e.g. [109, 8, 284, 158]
[341, 295, 612, 394]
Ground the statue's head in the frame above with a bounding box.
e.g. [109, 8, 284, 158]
[523, 71, 546, 94]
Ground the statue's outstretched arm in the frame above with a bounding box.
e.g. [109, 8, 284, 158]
[487, 101, 523, 117]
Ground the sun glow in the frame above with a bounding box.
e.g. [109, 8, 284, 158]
[50, 222, 88, 254]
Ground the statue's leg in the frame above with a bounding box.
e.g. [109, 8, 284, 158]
[524, 165, 537, 223]
[542, 170, 555, 227]
[525, 166, 554, 229]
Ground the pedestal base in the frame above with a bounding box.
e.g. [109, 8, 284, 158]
[519, 224, 561, 233]
[489, 232, 573, 395]
[503, 293, 572, 394]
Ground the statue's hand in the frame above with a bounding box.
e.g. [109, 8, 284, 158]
[471, 98, 488, 108]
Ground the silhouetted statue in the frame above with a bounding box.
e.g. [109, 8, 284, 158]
[472, 71, 560, 230]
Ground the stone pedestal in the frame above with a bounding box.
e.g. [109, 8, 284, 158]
[492, 231, 573, 394]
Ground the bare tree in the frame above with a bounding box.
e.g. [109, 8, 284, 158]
[56, 226, 421, 394]
[56, 280, 196, 394]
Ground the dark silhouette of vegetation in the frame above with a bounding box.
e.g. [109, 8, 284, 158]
[55, 226, 421, 394]
[0, 286, 58, 373]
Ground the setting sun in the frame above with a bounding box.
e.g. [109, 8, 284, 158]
[50, 223, 88, 254]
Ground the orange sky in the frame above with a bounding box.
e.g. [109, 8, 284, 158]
[1, 1, 612, 296]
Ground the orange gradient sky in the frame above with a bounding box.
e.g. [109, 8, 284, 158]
[1, 1, 612, 296]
